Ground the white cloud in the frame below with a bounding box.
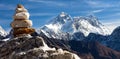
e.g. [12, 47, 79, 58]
[93, 9, 103, 13]
[92, 9, 104, 13]
[28, 0, 67, 7]
[84, 9, 104, 15]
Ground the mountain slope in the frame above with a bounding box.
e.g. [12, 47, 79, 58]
[39, 34, 120, 59]
[107, 26, 120, 51]
[69, 40, 120, 59]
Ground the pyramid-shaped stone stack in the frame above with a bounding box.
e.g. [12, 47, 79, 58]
[11, 4, 35, 37]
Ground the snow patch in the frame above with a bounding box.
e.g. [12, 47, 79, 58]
[18, 52, 26, 55]
[39, 37, 56, 52]
[2, 38, 10, 41]
[45, 24, 60, 33]
[0, 26, 7, 36]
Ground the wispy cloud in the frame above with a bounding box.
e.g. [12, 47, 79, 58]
[92, 9, 104, 13]
[85, 0, 120, 8]
[31, 13, 56, 16]
[84, 9, 104, 15]
[28, 0, 67, 7]
[0, 4, 15, 10]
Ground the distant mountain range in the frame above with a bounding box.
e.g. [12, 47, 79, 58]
[39, 12, 110, 40]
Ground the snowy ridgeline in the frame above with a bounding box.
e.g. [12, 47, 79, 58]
[39, 12, 110, 39]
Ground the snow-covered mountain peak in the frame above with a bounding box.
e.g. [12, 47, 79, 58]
[71, 16, 110, 36]
[73, 15, 101, 27]
[87, 15, 102, 26]
[87, 14, 96, 18]
[42, 12, 72, 33]
[59, 12, 67, 17]
[49, 12, 72, 25]
[39, 12, 110, 39]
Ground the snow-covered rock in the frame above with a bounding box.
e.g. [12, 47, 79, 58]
[0, 26, 7, 40]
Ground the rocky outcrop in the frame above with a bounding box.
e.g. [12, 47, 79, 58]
[0, 36, 80, 59]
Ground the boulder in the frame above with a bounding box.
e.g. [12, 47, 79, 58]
[13, 27, 35, 37]
[11, 20, 32, 28]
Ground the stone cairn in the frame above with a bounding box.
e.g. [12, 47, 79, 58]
[11, 4, 35, 37]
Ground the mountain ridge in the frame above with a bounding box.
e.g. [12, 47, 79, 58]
[39, 12, 110, 40]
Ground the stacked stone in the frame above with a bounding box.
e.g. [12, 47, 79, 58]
[11, 4, 35, 37]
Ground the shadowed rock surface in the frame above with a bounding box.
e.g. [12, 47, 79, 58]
[69, 40, 120, 59]
[107, 26, 120, 51]
[39, 33, 120, 59]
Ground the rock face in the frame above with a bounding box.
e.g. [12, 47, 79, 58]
[0, 36, 80, 59]
[107, 26, 120, 51]
[10, 4, 35, 37]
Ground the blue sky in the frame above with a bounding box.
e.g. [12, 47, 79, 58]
[0, 0, 120, 32]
